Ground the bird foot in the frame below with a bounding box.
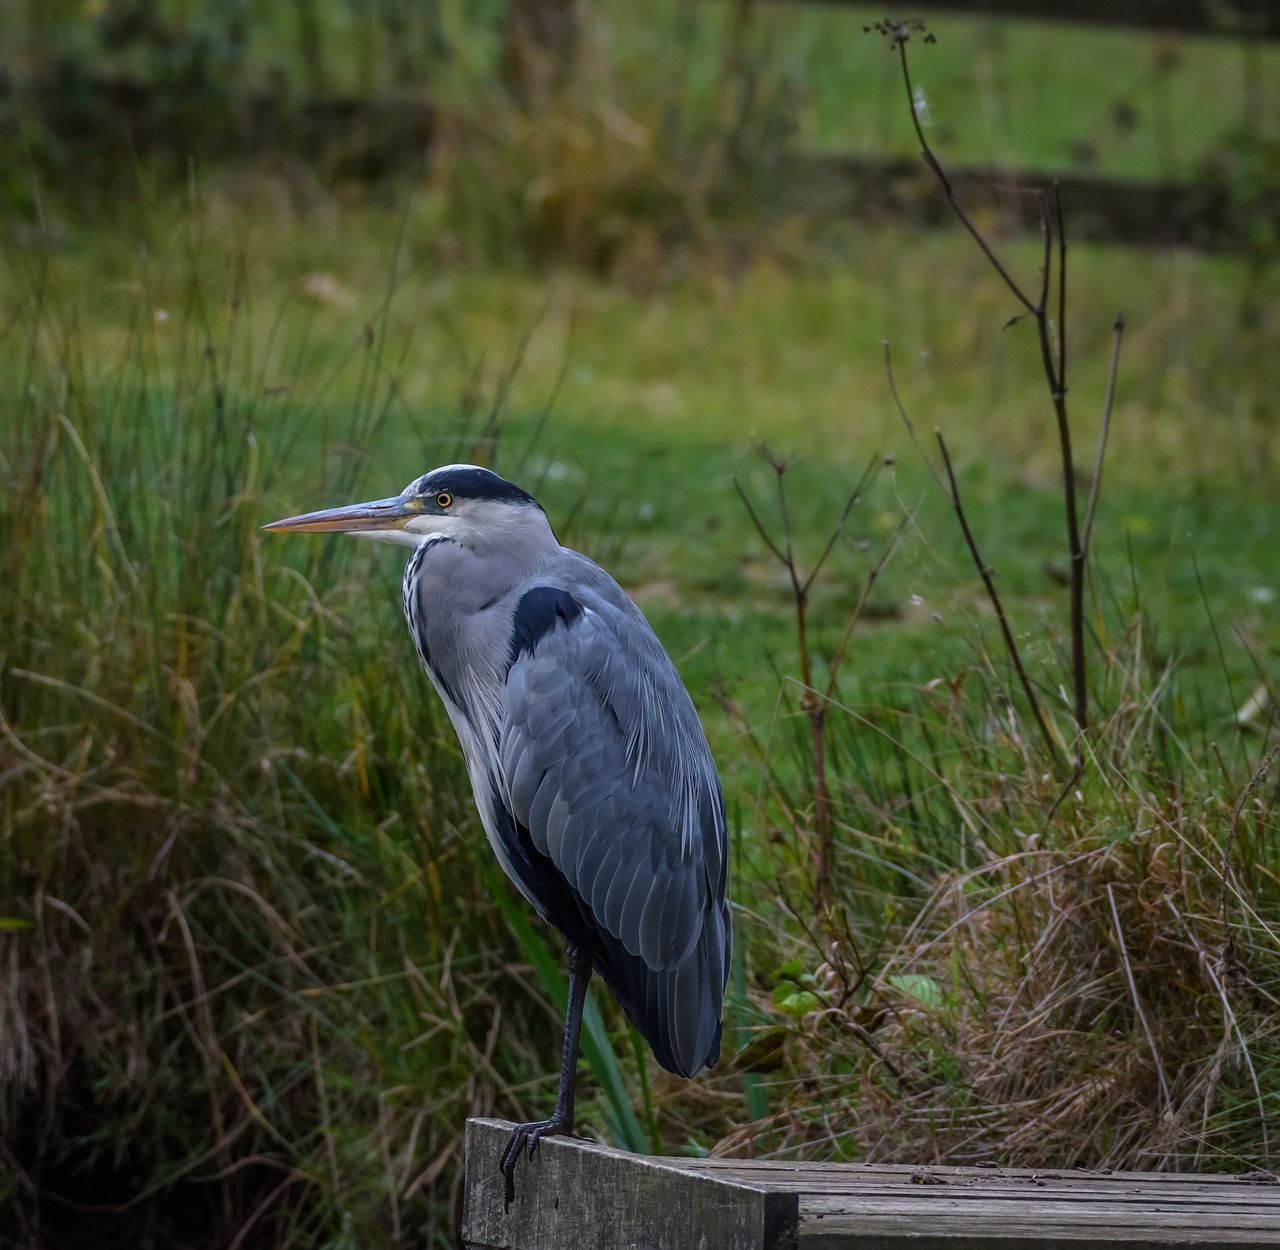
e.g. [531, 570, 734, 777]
[499, 1114, 578, 1209]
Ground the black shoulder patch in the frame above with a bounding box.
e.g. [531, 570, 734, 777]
[508, 586, 585, 667]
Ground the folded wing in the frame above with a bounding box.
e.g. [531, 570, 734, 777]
[497, 583, 729, 1077]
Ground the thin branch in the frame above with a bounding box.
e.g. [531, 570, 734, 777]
[936, 431, 1060, 765]
[735, 449, 869, 911]
[883, 342, 945, 492]
[824, 513, 910, 698]
[1031, 270, 1087, 745]
[732, 474, 789, 569]
[885, 336, 1059, 765]
[1054, 183, 1068, 387]
[1036, 190, 1054, 334]
[772, 452, 798, 583]
[1082, 313, 1125, 558]
[896, 38, 1034, 314]
[885, 23, 1095, 753]
[801, 454, 881, 597]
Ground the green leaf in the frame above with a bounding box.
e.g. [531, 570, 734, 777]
[772, 987, 821, 1018]
[728, 1027, 789, 1073]
[886, 974, 944, 1009]
[0, 918, 34, 932]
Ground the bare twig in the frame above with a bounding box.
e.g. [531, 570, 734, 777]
[1082, 313, 1125, 558]
[885, 339, 1061, 761]
[1036, 191, 1053, 314]
[1054, 185, 1068, 386]
[935, 432, 1060, 764]
[733, 450, 883, 908]
[890, 32, 1034, 314]
[823, 512, 910, 698]
[734, 462, 789, 569]
[1039, 301, 1088, 753]
[882, 343, 944, 493]
[802, 455, 881, 599]
[877, 22, 1101, 761]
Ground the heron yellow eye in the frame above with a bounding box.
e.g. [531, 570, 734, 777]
[435, 492, 453, 508]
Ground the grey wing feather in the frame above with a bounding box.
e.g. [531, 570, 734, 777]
[499, 576, 729, 1076]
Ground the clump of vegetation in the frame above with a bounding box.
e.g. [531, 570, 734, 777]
[0, 221, 572, 1245]
[1, 5, 1277, 1249]
[699, 19, 1279, 1177]
[703, 433, 1278, 1173]
[718, 645, 1280, 1168]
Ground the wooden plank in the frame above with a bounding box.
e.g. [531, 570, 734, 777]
[773, 0, 1280, 40]
[3, 75, 436, 172]
[800, 155, 1258, 253]
[463, 1119, 1280, 1249]
[677, 1158, 1278, 1195]
[798, 1191, 1280, 1248]
[461, 1119, 799, 1250]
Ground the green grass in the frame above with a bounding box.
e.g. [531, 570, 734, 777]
[10, 0, 1279, 184]
[17, 188, 1272, 734]
[772, 8, 1280, 178]
[2, 5, 1279, 1244]
[4, 183, 1277, 1244]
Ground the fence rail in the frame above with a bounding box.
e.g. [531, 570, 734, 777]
[776, 0, 1279, 251]
[793, 0, 1280, 39]
[5, 5, 1275, 250]
[803, 155, 1255, 252]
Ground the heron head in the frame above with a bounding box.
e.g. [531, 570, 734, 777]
[263, 464, 546, 550]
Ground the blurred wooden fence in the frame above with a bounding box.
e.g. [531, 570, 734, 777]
[784, 1, 1279, 251]
[798, 155, 1249, 251]
[811, 0, 1279, 39]
[5, 1, 1276, 250]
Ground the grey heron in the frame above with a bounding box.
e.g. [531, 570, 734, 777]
[264, 464, 730, 1205]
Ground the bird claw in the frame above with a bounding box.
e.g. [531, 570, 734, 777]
[499, 1116, 574, 1210]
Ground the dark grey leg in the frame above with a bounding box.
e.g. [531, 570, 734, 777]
[499, 944, 592, 1209]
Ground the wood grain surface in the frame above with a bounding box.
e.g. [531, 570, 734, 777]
[463, 1118, 1280, 1249]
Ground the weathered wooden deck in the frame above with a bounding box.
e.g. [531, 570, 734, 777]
[462, 1118, 1280, 1249]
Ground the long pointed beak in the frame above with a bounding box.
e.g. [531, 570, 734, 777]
[262, 495, 417, 535]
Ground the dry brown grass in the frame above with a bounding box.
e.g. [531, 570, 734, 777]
[701, 656, 1280, 1175]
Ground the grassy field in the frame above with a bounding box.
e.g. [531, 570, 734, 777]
[2, 3, 1279, 1247]
[21, 193, 1272, 714]
[10, 0, 1279, 180]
